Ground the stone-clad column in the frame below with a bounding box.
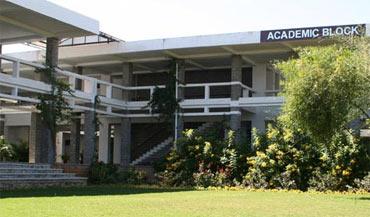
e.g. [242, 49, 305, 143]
[177, 59, 186, 100]
[120, 118, 131, 167]
[0, 44, 3, 73]
[69, 117, 81, 164]
[230, 55, 242, 140]
[29, 113, 50, 163]
[176, 60, 185, 140]
[29, 37, 59, 164]
[69, 66, 83, 164]
[83, 110, 96, 165]
[122, 62, 133, 101]
[120, 63, 133, 167]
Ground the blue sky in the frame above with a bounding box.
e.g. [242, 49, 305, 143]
[4, 0, 370, 52]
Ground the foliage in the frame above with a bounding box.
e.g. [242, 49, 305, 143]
[354, 172, 370, 192]
[244, 124, 320, 190]
[308, 132, 370, 191]
[147, 60, 181, 124]
[11, 141, 29, 162]
[244, 124, 370, 191]
[88, 162, 146, 184]
[0, 136, 15, 161]
[276, 37, 370, 143]
[88, 162, 118, 184]
[61, 154, 70, 164]
[156, 122, 250, 187]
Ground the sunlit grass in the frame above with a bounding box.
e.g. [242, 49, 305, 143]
[0, 185, 369, 217]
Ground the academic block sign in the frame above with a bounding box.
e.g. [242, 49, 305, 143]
[260, 24, 366, 42]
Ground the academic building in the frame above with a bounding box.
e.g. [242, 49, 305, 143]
[0, 0, 368, 185]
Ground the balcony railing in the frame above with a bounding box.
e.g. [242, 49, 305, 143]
[0, 54, 283, 117]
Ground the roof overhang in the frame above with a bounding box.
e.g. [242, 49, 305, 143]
[0, 0, 99, 44]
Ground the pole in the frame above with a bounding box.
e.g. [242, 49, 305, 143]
[174, 62, 179, 143]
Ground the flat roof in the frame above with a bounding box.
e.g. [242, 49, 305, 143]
[4, 23, 369, 74]
[0, 0, 99, 44]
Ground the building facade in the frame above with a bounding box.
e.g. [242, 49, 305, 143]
[0, 1, 369, 167]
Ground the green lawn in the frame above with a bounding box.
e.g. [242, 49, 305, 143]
[0, 186, 369, 217]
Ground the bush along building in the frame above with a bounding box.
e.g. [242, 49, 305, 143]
[0, 0, 369, 176]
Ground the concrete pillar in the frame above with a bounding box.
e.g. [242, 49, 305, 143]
[252, 64, 267, 97]
[69, 118, 81, 164]
[74, 66, 83, 90]
[230, 55, 242, 139]
[250, 63, 268, 134]
[176, 115, 184, 139]
[29, 113, 51, 163]
[120, 118, 131, 167]
[100, 74, 111, 96]
[55, 132, 64, 163]
[83, 110, 96, 165]
[122, 63, 133, 100]
[98, 118, 109, 163]
[3, 125, 9, 141]
[231, 55, 242, 100]
[0, 115, 4, 137]
[251, 116, 266, 133]
[113, 125, 121, 164]
[174, 60, 186, 142]
[69, 67, 83, 164]
[176, 59, 186, 100]
[0, 44, 2, 73]
[30, 37, 60, 164]
[46, 37, 59, 67]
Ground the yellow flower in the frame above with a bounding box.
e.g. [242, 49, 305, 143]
[283, 129, 294, 141]
[203, 141, 212, 154]
[267, 128, 279, 139]
[320, 153, 329, 162]
[267, 143, 278, 153]
[185, 129, 194, 138]
[342, 170, 350, 176]
[261, 162, 267, 168]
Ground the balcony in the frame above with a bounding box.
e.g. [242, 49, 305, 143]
[0, 54, 283, 118]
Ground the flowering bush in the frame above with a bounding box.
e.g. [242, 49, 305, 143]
[309, 131, 370, 191]
[243, 124, 320, 190]
[156, 122, 250, 187]
[244, 124, 370, 191]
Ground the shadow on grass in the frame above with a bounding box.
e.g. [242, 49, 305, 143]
[0, 185, 194, 199]
[357, 197, 370, 200]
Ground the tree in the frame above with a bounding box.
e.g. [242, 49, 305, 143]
[276, 37, 370, 143]
[147, 60, 181, 131]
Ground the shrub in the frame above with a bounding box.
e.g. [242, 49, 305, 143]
[244, 124, 369, 191]
[11, 141, 29, 162]
[88, 162, 146, 184]
[0, 136, 15, 161]
[88, 162, 119, 184]
[243, 124, 320, 190]
[117, 168, 147, 185]
[156, 122, 251, 187]
[309, 132, 370, 191]
[354, 172, 370, 192]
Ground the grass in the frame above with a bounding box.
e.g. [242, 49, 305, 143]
[0, 185, 369, 217]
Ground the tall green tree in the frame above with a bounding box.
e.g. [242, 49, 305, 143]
[276, 37, 370, 143]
